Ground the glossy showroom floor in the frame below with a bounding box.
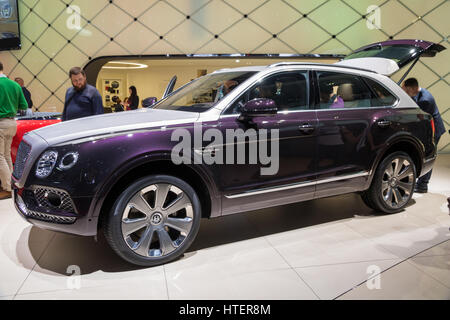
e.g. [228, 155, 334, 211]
[1, 156, 449, 300]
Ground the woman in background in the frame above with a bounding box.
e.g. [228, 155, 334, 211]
[125, 86, 139, 110]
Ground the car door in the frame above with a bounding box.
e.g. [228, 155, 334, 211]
[313, 70, 399, 198]
[217, 70, 318, 215]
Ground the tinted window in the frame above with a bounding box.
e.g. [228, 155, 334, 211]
[317, 71, 373, 109]
[363, 77, 397, 106]
[154, 71, 256, 113]
[224, 71, 309, 114]
[344, 44, 421, 67]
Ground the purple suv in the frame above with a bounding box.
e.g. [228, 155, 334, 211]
[12, 40, 445, 266]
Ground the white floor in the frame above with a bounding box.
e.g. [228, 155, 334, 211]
[1, 155, 449, 300]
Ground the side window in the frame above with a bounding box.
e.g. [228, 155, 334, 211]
[317, 71, 373, 109]
[223, 71, 309, 114]
[363, 77, 397, 107]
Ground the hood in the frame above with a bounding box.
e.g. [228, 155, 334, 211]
[32, 108, 200, 146]
[335, 39, 446, 78]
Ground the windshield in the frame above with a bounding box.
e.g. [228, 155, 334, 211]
[153, 71, 257, 112]
[344, 45, 422, 67]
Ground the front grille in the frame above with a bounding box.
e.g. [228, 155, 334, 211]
[13, 141, 32, 179]
[33, 186, 76, 214]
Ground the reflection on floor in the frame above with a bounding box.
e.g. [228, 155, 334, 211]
[0, 155, 449, 300]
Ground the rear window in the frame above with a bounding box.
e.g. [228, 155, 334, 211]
[317, 71, 373, 109]
[363, 78, 397, 107]
[316, 72, 396, 109]
[344, 44, 421, 67]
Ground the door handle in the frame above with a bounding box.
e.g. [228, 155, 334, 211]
[299, 123, 315, 134]
[377, 120, 391, 128]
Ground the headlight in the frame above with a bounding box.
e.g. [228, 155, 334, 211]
[58, 152, 79, 170]
[35, 151, 58, 178]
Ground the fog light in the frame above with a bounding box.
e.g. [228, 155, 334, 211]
[45, 192, 62, 208]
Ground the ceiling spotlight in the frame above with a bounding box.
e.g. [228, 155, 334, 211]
[102, 61, 148, 70]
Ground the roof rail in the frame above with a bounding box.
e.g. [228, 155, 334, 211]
[268, 62, 378, 74]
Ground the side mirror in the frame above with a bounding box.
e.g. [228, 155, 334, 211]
[239, 98, 277, 120]
[142, 97, 158, 108]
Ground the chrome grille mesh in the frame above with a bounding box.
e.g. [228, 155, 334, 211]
[13, 141, 31, 179]
[24, 210, 76, 224]
[33, 187, 76, 214]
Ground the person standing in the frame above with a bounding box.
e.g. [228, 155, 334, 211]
[14, 77, 33, 110]
[0, 62, 28, 199]
[62, 67, 104, 121]
[402, 78, 446, 193]
[111, 96, 124, 112]
[125, 86, 139, 110]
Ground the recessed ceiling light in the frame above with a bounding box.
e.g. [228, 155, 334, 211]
[102, 61, 148, 69]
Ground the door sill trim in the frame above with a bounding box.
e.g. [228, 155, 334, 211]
[225, 171, 369, 199]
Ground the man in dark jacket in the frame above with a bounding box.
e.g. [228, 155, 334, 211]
[62, 67, 104, 121]
[403, 78, 446, 193]
[14, 77, 33, 110]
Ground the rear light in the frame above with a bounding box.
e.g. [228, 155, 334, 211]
[431, 118, 435, 140]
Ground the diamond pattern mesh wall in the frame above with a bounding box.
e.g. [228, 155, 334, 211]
[0, 0, 449, 152]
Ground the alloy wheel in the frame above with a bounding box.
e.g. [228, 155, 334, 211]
[381, 157, 415, 209]
[121, 183, 194, 258]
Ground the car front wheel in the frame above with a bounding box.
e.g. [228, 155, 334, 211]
[362, 151, 416, 214]
[104, 175, 201, 266]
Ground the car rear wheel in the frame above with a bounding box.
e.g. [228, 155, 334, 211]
[104, 175, 201, 266]
[362, 151, 416, 214]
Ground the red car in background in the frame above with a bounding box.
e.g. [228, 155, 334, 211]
[12, 112, 61, 163]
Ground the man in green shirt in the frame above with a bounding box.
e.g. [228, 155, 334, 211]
[0, 61, 28, 199]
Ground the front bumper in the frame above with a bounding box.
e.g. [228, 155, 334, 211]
[13, 186, 99, 236]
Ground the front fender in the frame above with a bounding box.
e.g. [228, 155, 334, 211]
[87, 151, 220, 220]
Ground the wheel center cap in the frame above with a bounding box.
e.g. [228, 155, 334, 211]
[150, 212, 163, 225]
[390, 178, 397, 187]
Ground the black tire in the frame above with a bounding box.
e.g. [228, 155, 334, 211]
[360, 190, 376, 210]
[104, 175, 202, 267]
[362, 151, 416, 214]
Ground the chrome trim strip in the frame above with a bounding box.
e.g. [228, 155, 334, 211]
[225, 171, 369, 199]
[219, 109, 316, 119]
[424, 156, 437, 163]
[220, 106, 397, 118]
[314, 106, 394, 112]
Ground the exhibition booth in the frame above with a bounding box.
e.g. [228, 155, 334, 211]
[0, 0, 448, 303]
